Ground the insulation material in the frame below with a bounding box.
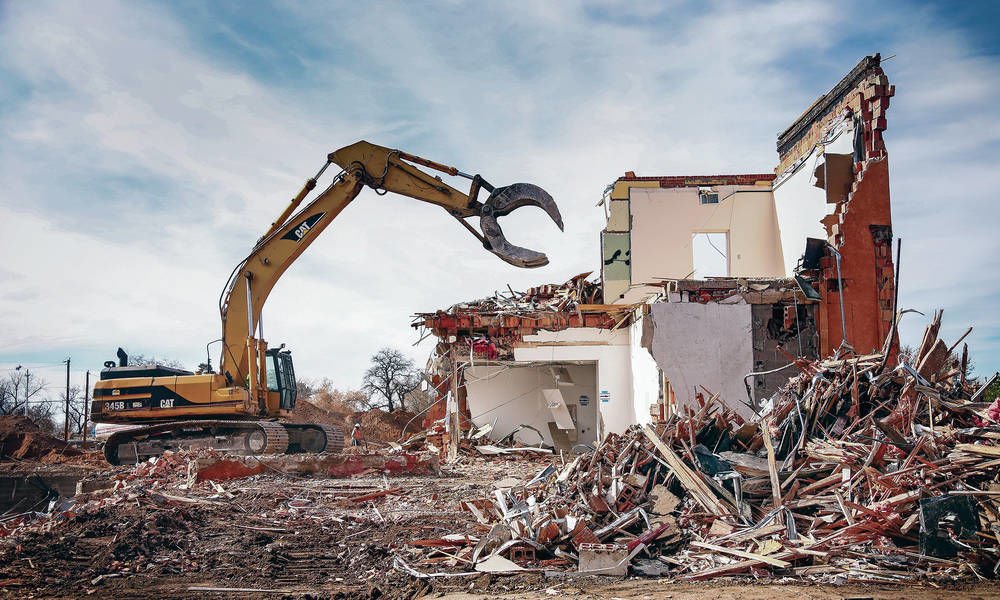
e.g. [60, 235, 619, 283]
[648, 300, 755, 419]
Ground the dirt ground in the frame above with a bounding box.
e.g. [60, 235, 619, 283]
[0, 454, 539, 598]
[287, 400, 422, 444]
[440, 581, 1000, 599]
[1, 451, 996, 599]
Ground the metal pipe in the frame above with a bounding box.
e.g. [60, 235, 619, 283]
[878, 238, 902, 374]
[827, 244, 850, 353]
[63, 357, 70, 442]
[245, 276, 256, 397]
[396, 150, 461, 177]
[793, 293, 803, 357]
[205, 338, 222, 373]
[743, 361, 800, 409]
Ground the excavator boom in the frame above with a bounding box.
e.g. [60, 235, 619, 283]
[91, 140, 562, 464]
[219, 140, 562, 393]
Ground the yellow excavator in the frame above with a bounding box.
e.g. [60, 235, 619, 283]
[92, 141, 562, 464]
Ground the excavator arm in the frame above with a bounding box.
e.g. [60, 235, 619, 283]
[218, 140, 562, 394]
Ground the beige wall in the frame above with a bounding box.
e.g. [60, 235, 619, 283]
[629, 185, 784, 284]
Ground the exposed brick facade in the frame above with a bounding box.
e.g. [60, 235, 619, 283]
[617, 173, 776, 188]
[786, 55, 897, 358]
[816, 159, 894, 356]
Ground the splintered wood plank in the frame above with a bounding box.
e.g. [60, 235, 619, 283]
[955, 444, 1000, 458]
[760, 420, 782, 509]
[641, 425, 733, 517]
[690, 541, 791, 568]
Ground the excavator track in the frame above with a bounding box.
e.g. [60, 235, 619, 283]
[280, 423, 345, 454]
[103, 420, 302, 465]
[253, 421, 291, 456]
[315, 423, 345, 453]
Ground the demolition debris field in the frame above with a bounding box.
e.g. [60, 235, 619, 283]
[1, 316, 999, 598]
[0, 452, 996, 600]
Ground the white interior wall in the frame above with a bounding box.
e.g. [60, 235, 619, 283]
[648, 300, 755, 419]
[629, 313, 660, 426]
[773, 150, 830, 276]
[515, 328, 633, 437]
[691, 232, 729, 277]
[464, 363, 597, 446]
[772, 122, 853, 276]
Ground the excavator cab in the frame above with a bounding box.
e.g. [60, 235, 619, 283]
[265, 347, 297, 410]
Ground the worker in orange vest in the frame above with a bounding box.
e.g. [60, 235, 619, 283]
[351, 423, 365, 448]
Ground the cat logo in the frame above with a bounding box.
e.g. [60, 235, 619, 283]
[281, 212, 326, 242]
[111, 389, 121, 396]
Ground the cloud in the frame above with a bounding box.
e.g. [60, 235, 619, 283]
[882, 12, 1000, 372]
[0, 0, 997, 396]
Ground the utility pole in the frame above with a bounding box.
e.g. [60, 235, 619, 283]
[64, 358, 71, 442]
[83, 370, 90, 446]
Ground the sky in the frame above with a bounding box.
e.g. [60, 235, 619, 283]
[1, 0, 998, 401]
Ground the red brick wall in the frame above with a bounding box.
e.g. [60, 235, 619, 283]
[817, 159, 894, 357]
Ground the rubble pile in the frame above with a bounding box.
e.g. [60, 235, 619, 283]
[413, 271, 625, 363]
[443, 271, 603, 315]
[0, 446, 463, 596]
[1, 449, 210, 538]
[400, 317, 999, 582]
[0, 415, 80, 461]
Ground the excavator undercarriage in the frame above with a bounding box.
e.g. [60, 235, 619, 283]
[103, 420, 344, 465]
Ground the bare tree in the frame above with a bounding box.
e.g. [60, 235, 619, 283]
[26, 403, 58, 436]
[403, 384, 435, 414]
[362, 348, 419, 412]
[296, 377, 318, 401]
[126, 353, 187, 370]
[0, 369, 47, 416]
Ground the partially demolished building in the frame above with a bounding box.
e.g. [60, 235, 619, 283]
[5, 54, 998, 594]
[415, 54, 897, 451]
